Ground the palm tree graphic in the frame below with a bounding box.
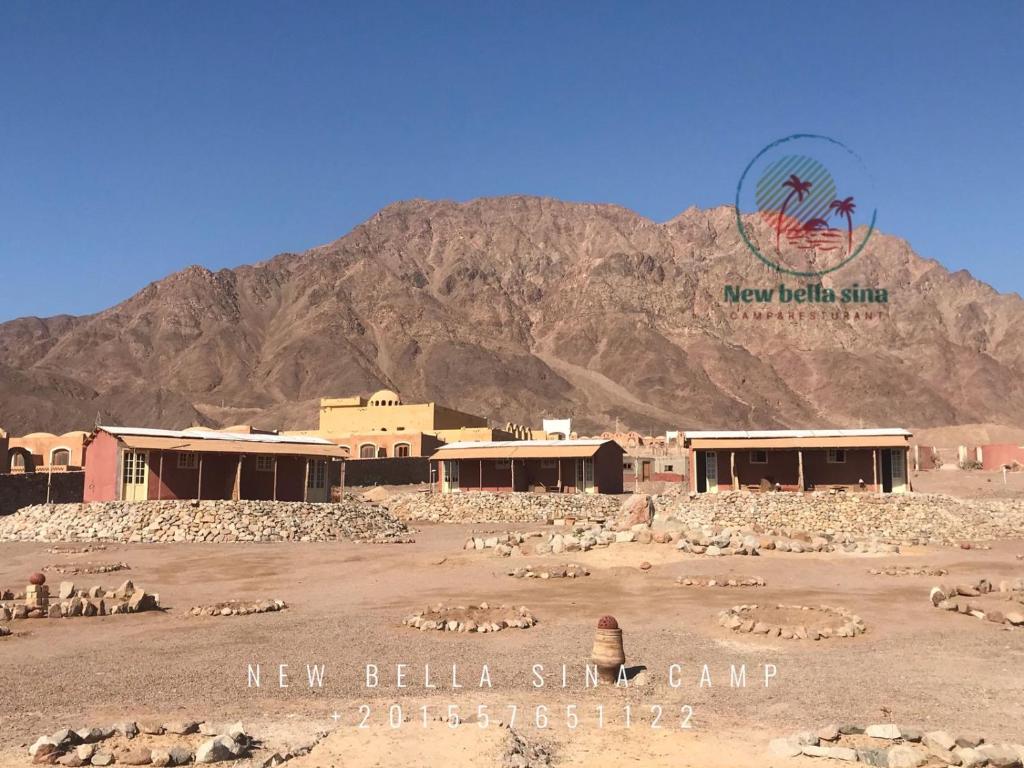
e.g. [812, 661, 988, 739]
[776, 174, 813, 250]
[828, 196, 856, 255]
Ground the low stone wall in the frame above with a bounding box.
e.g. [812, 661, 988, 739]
[344, 457, 430, 487]
[389, 492, 622, 524]
[0, 471, 84, 515]
[660, 492, 1024, 542]
[0, 497, 410, 543]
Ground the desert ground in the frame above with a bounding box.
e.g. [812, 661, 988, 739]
[2, 498, 1024, 767]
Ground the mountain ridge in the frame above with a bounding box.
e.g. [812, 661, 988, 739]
[1, 195, 1022, 436]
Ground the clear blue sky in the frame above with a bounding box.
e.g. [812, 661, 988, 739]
[1, 2, 1021, 321]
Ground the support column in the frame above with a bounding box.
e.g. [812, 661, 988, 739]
[557, 459, 562, 493]
[303, 458, 310, 502]
[157, 452, 164, 501]
[511, 459, 516, 493]
[197, 454, 203, 501]
[872, 448, 878, 493]
[906, 447, 913, 493]
[479, 459, 483, 491]
[232, 455, 242, 501]
[730, 451, 736, 490]
[797, 450, 804, 492]
[272, 457, 278, 501]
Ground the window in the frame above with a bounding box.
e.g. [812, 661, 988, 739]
[663, 464, 674, 473]
[495, 459, 511, 470]
[394, 443, 411, 458]
[359, 444, 378, 459]
[540, 459, 557, 469]
[256, 456, 275, 472]
[827, 448, 846, 464]
[50, 448, 71, 466]
[623, 461, 633, 470]
[749, 450, 768, 464]
[10, 450, 26, 470]
[307, 460, 327, 489]
[177, 452, 198, 470]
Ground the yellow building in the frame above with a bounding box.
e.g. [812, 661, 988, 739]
[290, 390, 525, 459]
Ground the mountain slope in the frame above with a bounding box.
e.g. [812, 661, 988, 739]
[2, 196, 1022, 435]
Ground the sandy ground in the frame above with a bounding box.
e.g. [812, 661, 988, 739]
[2, 523, 1024, 766]
[910, 469, 1024, 498]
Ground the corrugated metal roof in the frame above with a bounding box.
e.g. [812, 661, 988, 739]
[429, 439, 617, 461]
[438, 439, 608, 450]
[99, 426, 335, 446]
[117, 435, 347, 458]
[683, 428, 911, 439]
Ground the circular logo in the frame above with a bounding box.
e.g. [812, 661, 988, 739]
[735, 134, 877, 277]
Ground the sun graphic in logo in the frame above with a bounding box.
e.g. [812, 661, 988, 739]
[736, 135, 876, 277]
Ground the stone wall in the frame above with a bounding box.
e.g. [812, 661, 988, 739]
[0, 471, 84, 515]
[0, 497, 410, 543]
[389, 491, 622, 524]
[344, 457, 430, 487]
[660, 491, 1024, 542]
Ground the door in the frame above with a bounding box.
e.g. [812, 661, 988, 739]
[880, 450, 893, 493]
[704, 451, 719, 494]
[575, 457, 595, 494]
[442, 459, 460, 492]
[695, 451, 707, 493]
[889, 449, 907, 494]
[641, 460, 651, 481]
[121, 450, 149, 501]
[306, 459, 329, 502]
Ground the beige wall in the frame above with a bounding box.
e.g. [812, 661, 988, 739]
[317, 395, 488, 435]
[9, 431, 89, 471]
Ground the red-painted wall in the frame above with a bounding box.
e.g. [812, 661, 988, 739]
[83, 431, 121, 502]
[981, 444, 1024, 471]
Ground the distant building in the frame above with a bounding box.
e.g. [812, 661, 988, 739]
[683, 428, 912, 494]
[289, 389, 529, 459]
[83, 426, 346, 503]
[0, 428, 8, 473]
[980, 443, 1024, 471]
[8, 431, 89, 473]
[430, 439, 625, 494]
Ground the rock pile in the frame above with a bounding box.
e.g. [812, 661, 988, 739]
[677, 576, 765, 587]
[503, 728, 552, 767]
[1, 577, 159, 621]
[771, 723, 1024, 767]
[403, 603, 537, 633]
[868, 565, 948, 577]
[28, 720, 252, 766]
[507, 564, 589, 579]
[46, 545, 108, 555]
[44, 563, 130, 576]
[930, 579, 1024, 627]
[719, 604, 866, 640]
[0, 626, 10, 638]
[188, 599, 287, 617]
[0, 498, 411, 544]
[663, 491, 1024, 543]
[391, 492, 621, 524]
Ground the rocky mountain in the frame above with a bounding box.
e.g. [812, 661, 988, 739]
[2, 196, 1023, 436]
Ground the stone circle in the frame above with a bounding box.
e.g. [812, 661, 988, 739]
[678, 576, 765, 587]
[402, 603, 537, 633]
[930, 578, 1024, 627]
[27, 719, 252, 766]
[771, 722, 1024, 768]
[188, 599, 287, 617]
[506, 564, 589, 579]
[44, 562, 130, 576]
[868, 565, 948, 577]
[719, 604, 866, 640]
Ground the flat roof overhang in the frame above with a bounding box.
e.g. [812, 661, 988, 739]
[687, 436, 911, 450]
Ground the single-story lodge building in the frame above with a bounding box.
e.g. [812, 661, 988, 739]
[83, 426, 347, 503]
[684, 428, 912, 494]
[430, 439, 625, 494]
